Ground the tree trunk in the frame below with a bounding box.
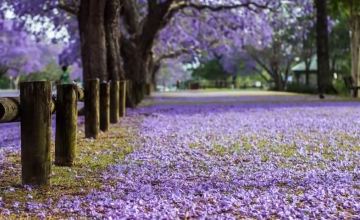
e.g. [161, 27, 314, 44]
[315, 0, 335, 97]
[150, 60, 161, 92]
[274, 72, 285, 91]
[105, 0, 121, 81]
[120, 34, 153, 106]
[78, 0, 107, 81]
[350, 14, 360, 97]
[122, 51, 150, 105]
[305, 59, 310, 86]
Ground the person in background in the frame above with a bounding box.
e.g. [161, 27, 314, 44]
[58, 65, 72, 84]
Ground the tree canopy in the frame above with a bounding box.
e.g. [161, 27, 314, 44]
[0, 1, 314, 76]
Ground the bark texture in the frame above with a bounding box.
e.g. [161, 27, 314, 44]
[20, 81, 52, 188]
[78, 0, 107, 81]
[100, 82, 110, 132]
[315, 0, 336, 97]
[110, 81, 120, 123]
[84, 79, 100, 138]
[119, 80, 126, 117]
[350, 14, 360, 96]
[55, 84, 78, 166]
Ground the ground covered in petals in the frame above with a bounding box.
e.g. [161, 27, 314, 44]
[1, 94, 360, 219]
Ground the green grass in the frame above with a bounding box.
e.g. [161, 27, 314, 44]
[0, 122, 138, 219]
[197, 88, 264, 92]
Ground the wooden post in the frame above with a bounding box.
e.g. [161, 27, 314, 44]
[109, 80, 119, 123]
[20, 81, 52, 188]
[55, 84, 78, 166]
[135, 82, 143, 104]
[119, 80, 126, 117]
[145, 83, 151, 96]
[84, 79, 100, 139]
[125, 80, 135, 108]
[141, 82, 146, 100]
[99, 81, 110, 132]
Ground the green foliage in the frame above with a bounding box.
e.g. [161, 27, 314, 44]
[333, 78, 350, 96]
[192, 59, 229, 80]
[286, 83, 318, 94]
[329, 0, 360, 18]
[0, 75, 11, 89]
[18, 59, 62, 83]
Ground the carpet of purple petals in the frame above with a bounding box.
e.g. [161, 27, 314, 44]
[1, 95, 360, 219]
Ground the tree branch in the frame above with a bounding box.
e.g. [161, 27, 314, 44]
[245, 47, 274, 77]
[121, 0, 140, 36]
[183, 1, 273, 13]
[155, 40, 219, 62]
[58, 0, 78, 15]
[148, 0, 157, 13]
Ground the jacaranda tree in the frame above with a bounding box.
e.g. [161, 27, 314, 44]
[0, 0, 318, 103]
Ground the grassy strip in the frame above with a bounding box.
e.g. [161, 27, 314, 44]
[0, 120, 139, 219]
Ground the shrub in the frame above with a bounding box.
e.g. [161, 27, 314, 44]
[333, 78, 350, 96]
[286, 83, 318, 94]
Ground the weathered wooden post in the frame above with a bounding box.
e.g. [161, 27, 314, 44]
[145, 83, 151, 96]
[84, 78, 100, 138]
[20, 81, 52, 188]
[140, 82, 146, 100]
[119, 80, 126, 117]
[109, 80, 119, 123]
[133, 82, 141, 104]
[126, 80, 136, 107]
[55, 84, 78, 166]
[139, 82, 145, 103]
[100, 81, 110, 132]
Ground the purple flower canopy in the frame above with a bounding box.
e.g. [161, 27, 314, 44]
[0, 19, 82, 77]
[0, 0, 318, 77]
[0, 95, 360, 218]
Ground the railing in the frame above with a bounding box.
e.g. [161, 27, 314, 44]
[0, 79, 127, 188]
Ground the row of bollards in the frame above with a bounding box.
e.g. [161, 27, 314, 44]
[19, 79, 127, 188]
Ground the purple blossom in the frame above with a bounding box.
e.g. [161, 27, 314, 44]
[1, 95, 360, 218]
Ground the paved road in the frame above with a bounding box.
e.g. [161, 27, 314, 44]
[150, 90, 302, 97]
[0, 90, 84, 108]
[0, 90, 19, 97]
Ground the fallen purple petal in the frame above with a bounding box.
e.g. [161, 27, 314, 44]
[0, 95, 360, 218]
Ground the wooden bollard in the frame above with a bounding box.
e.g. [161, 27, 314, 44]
[84, 79, 100, 139]
[140, 82, 146, 100]
[100, 81, 110, 132]
[145, 83, 151, 96]
[110, 81, 119, 123]
[55, 84, 78, 166]
[119, 80, 126, 117]
[20, 81, 52, 188]
[134, 82, 142, 104]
